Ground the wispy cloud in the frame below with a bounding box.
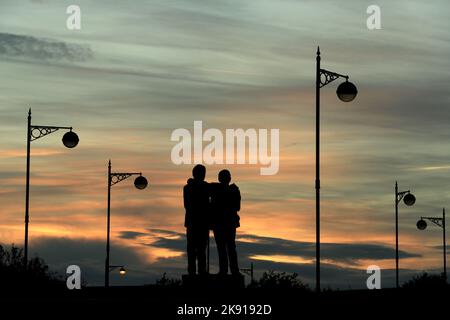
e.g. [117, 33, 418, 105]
[0, 33, 93, 61]
[418, 165, 450, 171]
[127, 229, 420, 267]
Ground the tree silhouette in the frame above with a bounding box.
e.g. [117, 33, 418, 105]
[402, 272, 448, 290]
[249, 271, 310, 291]
[0, 244, 62, 288]
[154, 273, 182, 287]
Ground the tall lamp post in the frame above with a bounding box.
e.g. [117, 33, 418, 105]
[417, 208, 447, 280]
[315, 47, 357, 292]
[24, 109, 79, 268]
[394, 181, 416, 288]
[105, 160, 148, 287]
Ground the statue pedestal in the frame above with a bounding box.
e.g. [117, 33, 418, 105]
[182, 273, 245, 290]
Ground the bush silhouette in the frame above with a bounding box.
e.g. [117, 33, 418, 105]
[154, 273, 182, 287]
[402, 272, 448, 290]
[0, 244, 62, 288]
[249, 271, 310, 291]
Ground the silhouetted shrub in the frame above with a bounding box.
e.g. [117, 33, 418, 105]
[154, 273, 182, 287]
[249, 271, 310, 291]
[0, 244, 62, 289]
[402, 272, 448, 290]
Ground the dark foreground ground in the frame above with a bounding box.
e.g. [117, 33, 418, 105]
[2, 285, 449, 319]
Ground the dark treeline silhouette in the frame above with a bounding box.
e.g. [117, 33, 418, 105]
[0, 244, 63, 289]
[153, 271, 310, 290]
[247, 271, 310, 291]
[153, 272, 182, 288]
[152, 271, 450, 291]
[402, 272, 448, 290]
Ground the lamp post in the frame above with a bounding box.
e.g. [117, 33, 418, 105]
[416, 208, 446, 280]
[394, 181, 416, 288]
[315, 47, 357, 292]
[109, 265, 127, 276]
[207, 234, 210, 273]
[24, 109, 79, 268]
[105, 160, 148, 287]
[240, 262, 254, 284]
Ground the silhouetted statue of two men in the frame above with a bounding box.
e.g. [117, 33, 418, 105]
[183, 164, 241, 276]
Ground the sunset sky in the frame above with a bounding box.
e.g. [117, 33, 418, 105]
[1, 0, 449, 288]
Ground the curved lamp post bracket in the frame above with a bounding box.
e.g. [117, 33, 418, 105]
[421, 217, 444, 228]
[110, 172, 141, 186]
[319, 69, 349, 88]
[396, 190, 410, 204]
[109, 265, 125, 272]
[30, 125, 72, 142]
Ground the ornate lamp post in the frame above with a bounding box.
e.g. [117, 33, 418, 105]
[394, 181, 416, 288]
[315, 47, 357, 292]
[105, 160, 148, 287]
[24, 109, 79, 268]
[417, 208, 446, 280]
